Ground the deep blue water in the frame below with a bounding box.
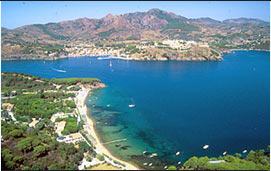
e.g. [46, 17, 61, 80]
[2, 51, 270, 165]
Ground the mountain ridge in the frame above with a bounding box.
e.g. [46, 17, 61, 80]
[1, 8, 270, 60]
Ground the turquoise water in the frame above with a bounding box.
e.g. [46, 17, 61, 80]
[2, 51, 270, 168]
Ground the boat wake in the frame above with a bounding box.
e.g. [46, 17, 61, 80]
[51, 67, 66, 73]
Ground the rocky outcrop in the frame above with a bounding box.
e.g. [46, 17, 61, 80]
[129, 46, 223, 61]
[78, 82, 106, 90]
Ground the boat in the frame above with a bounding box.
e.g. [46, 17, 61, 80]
[242, 150, 247, 153]
[223, 152, 227, 155]
[107, 104, 110, 107]
[148, 163, 153, 166]
[150, 153, 158, 158]
[143, 163, 148, 166]
[178, 161, 181, 165]
[129, 98, 135, 108]
[164, 166, 168, 169]
[129, 104, 135, 108]
[176, 151, 180, 156]
[109, 61, 112, 67]
[203, 145, 209, 149]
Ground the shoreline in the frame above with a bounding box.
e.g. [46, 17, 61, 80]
[76, 87, 140, 170]
[1, 49, 269, 61]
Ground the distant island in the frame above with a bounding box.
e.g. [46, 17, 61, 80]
[1, 72, 270, 170]
[1, 8, 269, 61]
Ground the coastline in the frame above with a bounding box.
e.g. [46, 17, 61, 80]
[76, 87, 140, 170]
[2, 49, 269, 61]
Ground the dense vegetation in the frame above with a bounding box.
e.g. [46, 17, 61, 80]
[1, 120, 85, 170]
[1, 72, 100, 170]
[55, 117, 79, 135]
[183, 148, 270, 170]
[51, 77, 100, 85]
[34, 24, 68, 40]
[161, 20, 200, 32]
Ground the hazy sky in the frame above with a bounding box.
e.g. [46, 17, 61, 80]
[2, 1, 270, 29]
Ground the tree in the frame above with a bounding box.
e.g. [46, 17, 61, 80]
[235, 153, 242, 158]
[31, 162, 46, 170]
[48, 162, 59, 170]
[8, 129, 23, 138]
[167, 165, 177, 170]
[5, 161, 16, 169]
[33, 145, 47, 158]
[2, 151, 13, 162]
[17, 137, 33, 152]
[49, 140, 58, 150]
[21, 166, 31, 170]
[96, 154, 104, 161]
[32, 139, 41, 147]
[13, 155, 24, 164]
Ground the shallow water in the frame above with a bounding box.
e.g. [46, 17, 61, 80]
[2, 50, 270, 167]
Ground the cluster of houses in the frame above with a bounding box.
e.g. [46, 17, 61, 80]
[50, 112, 85, 145]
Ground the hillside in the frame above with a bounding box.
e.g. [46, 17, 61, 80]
[1, 8, 270, 60]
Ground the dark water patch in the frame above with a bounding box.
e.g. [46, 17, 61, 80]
[130, 154, 169, 170]
[135, 130, 159, 150]
[120, 145, 131, 150]
[112, 126, 128, 134]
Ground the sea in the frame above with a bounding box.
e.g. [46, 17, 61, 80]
[2, 50, 270, 168]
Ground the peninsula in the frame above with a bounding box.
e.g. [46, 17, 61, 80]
[1, 72, 138, 170]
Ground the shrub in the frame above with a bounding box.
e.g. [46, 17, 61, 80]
[167, 165, 177, 170]
[96, 154, 105, 161]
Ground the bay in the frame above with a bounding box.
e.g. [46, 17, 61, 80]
[2, 50, 270, 166]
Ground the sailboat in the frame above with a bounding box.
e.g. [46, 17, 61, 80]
[129, 98, 135, 108]
[109, 61, 112, 67]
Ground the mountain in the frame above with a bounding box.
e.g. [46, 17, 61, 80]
[1, 8, 270, 60]
[223, 18, 269, 26]
[191, 17, 222, 25]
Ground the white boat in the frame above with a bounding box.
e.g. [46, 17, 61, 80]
[109, 61, 112, 67]
[203, 145, 209, 149]
[164, 166, 168, 169]
[129, 104, 135, 108]
[223, 151, 227, 155]
[178, 161, 181, 165]
[242, 150, 247, 153]
[143, 163, 148, 166]
[148, 163, 152, 166]
[129, 98, 135, 108]
[176, 151, 180, 156]
[107, 104, 110, 107]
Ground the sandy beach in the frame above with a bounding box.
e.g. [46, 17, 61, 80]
[76, 87, 140, 170]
